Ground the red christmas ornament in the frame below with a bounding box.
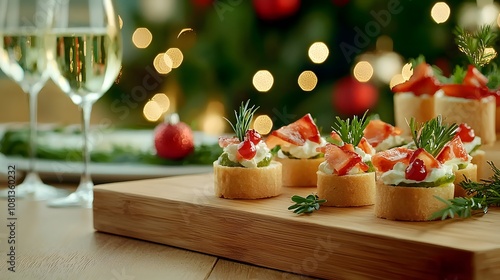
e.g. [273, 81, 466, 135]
[253, 0, 300, 20]
[332, 77, 379, 116]
[154, 113, 195, 160]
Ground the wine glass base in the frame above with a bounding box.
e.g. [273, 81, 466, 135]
[47, 181, 93, 208]
[0, 172, 68, 201]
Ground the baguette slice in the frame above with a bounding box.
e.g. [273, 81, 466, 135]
[453, 164, 477, 198]
[275, 157, 324, 187]
[471, 150, 485, 180]
[435, 95, 496, 144]
[375, 181, 454, 221]
[496, 106, 500, 133]
[394, 93, 434, 136]
[317, 171, 375, 207]
[213, 161, 282, 199]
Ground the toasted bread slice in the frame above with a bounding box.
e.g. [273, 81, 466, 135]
[453, 164, 477, 198]
[213, 161, 282, 199]
[471, 150, 485, 180]
[435, 96, 496, 144]
[375, 181, 454, 221]
[394, 93, 434, 137]
[316, 171, 376, 207]
[275, 157, 323, 187]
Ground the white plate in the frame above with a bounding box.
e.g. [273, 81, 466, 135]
[0, 125, 218, 183]
[0, 156, 213, 183]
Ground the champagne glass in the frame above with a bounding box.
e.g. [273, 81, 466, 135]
[0, 0, 67, 200]
[46, 0, 122, 208]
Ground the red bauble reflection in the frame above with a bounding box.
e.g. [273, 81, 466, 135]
[253, 0, 300, 20]
[332, 77, 379, 116]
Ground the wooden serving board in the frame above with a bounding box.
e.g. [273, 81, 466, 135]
[93, 174, 500, 280]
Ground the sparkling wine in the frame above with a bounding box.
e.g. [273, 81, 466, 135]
[0, 34, 49, 92]
[48, 30, 121, 105]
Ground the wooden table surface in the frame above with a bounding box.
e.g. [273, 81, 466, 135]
[0, 185, 315, 280]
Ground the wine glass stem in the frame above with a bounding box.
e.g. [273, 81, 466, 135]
[27, 88, 39, 174]
[80, 101, 93, 188]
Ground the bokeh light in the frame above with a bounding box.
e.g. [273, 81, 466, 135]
[376, 36, 393, 52]
[154, 53, 173, 74]
[253, 70, 274, 92]
[308, 42, 329, 64]
[165, 48, 184, 68]
[132, 27, 153, 49]
[202, 114, 226, 135]
[484, 47, 497, 63]
[152, 93, 170, 113]
[373, 52, 403, 84]
[143, 100, 163, 122]
[353, 61, 373, 82]
[401, 63, 413, 81]
[478, 4, 499, 26]
[431, 2, 451, 24]
[390, 74, 405, 89]
[297, 71, 318, 91]
[118, 16, 123, 29]
[253, 115, 273, 135]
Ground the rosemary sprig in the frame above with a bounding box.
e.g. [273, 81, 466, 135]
[224, 100, 259, 141]
[454, 25, 498, 69]
[431, 161, 500, 220]
[331, 111, 369, 146]
[288, 194, 326, 215]
[408, 115, 458, 157]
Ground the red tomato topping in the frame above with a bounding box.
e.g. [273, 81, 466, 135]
[436, 136, 469, 163]
[357, 137, 376, 155]
[269, 113, 321, 146]
[392, 63, 440, 96]
[372, 147, 414, 173]
[408, 148, 440, 173]
[456, 123, 475, 143]
[218, 136, 240, 148]
[323, 144, 364, 176]
[363, 119, 402, 148]
[440, 84, 489, 100]
[246, 129, 262, 145]
[237, 139, 257, 160]
[463, 65, 488, 88]
[405, 158, 428, 181]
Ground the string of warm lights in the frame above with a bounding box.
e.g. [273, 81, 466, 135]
[136, 1, 500, 132]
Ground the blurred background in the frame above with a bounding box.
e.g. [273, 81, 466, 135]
[1, 0, 498, 135]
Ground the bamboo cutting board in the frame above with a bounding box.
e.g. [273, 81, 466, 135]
[93, 174, 500, 280]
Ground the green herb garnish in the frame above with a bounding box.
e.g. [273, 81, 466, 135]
[408, 115, 458, 157]
[448, 65, 467, 84]
[454, 25, 498, 69]
[224, 100, 259, 141]
[431, 161, 500, 220]
[288, 194, 326, 215]
[331, 111, 369, 146]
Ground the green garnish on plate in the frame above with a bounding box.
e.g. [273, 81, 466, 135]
[0, 128, 221, 166]
[431, 162, 500, 220]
